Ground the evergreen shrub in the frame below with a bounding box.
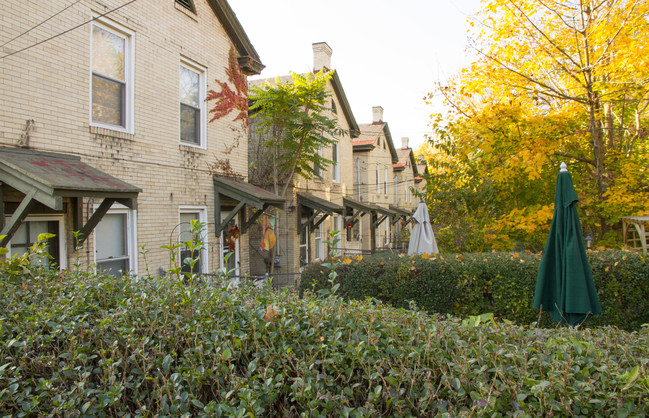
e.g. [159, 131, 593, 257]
[301, 250, 649, 331]
[1, 260, 649, 415]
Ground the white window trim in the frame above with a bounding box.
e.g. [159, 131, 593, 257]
[299, 224, 309, 266]
[315, 146, 324, 178]
[385, 220, 390, 246]
[332, 142, 340, 183]
[179, 206, 208, 274]
[314, 225, 324, 261]
[376, 166, 380, 195]
[356, 158, 361, 200]
[93, 203, 138, 277]
[219, 211, 240, 273]
[5, 215, 67, 270]
[179, 57, 207, 149]
[384, 168, 388, 196]
[333, 215, 341, 253]
[394, 175, 399, 204]
[89, 17, 135, 134]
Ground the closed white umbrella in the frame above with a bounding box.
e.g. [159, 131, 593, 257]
[408, 201, 439, 255]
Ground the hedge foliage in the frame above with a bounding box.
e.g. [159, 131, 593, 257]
[300, 250, 649, 331]
[1, 262, 649, 416]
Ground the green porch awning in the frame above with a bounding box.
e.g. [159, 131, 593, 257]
[0, 147, 141, 247]
[297, 193, 344, 233]
[343, 197, 373, 227]
[389, 204, 414, 224]
[213, 176, 285, 236]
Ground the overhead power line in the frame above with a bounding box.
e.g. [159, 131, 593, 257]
[1, 0, 83, 48]
[1, 0, 138, 60]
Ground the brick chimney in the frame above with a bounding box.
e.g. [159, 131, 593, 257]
[401, 137, 410, 149]
[372, 106, 384, 124]
[312, 42, 332, 71]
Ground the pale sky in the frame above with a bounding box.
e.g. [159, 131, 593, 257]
[229, 0, 482, 151]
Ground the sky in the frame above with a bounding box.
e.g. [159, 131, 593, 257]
[229, 0, 483, 152]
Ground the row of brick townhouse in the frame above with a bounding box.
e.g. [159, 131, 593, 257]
[246, 43, 425, 285]
[0, 0, 285, 277]
[0, 1, 426, 282]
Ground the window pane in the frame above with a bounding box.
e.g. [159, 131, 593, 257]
[12, 222, 28, 245]
[180, 104, 200, 144]
[180, 212, 200, 244]
[97, 258, 129, 277]
[180, 66, 199, 107]
[92, 26, 124, 80]
[92, 75, 124, 126]
[96, 213, 127, 261]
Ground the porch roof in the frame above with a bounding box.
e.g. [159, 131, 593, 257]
[298, 192, 344, 215]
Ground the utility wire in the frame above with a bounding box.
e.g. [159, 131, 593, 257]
[1, 0, 138, 60]
[1, 0, 83, 48]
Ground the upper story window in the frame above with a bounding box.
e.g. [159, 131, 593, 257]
[176, 0, 196, 13]
[331, 100, 337, 114]
[384, 168, 388, 196]
[91, 20, 134, 133]
[179, 60, 206, 147]
[376, 166, 380, 194]
[332, 142, 340, 182]
[314, 146, 323, 178]
[394, 175, 399, 204]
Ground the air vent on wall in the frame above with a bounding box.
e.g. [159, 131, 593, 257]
[176, 0, 196, 13]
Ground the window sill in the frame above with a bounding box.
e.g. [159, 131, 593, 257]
[90, 125, 135, 141]
[179, 143, 206, 153]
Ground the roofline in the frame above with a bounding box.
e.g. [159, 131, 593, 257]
[207, 0, 265, 75]
[330, 71, 360, 138]
[382, 124, 399, 163]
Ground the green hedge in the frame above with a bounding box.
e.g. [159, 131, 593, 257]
[300, 250, 649, 331]
[1, 263, 649, 415]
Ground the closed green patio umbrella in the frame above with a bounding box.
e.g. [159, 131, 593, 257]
[534, 162, 601, 325]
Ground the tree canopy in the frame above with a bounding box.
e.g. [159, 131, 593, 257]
[248, 71, 344, 197]
[423, 0, 649, 251]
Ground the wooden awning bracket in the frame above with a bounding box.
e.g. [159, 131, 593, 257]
[0, 189, 37, 247]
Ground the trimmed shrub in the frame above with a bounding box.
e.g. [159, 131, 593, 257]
[1, 264, 649, 416]
[301, 250, 649, 331]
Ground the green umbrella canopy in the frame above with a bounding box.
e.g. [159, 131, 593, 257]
[534, 163, 602, 325]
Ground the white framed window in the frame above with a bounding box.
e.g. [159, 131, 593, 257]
[314, 146, 323, 178]
[376, 166, 380, 194]
[376, 225, 382, 248]
[405, 180, 410, 203]
[332, 142, 340, 182]
[384, 168, 388, 196]
[299, 224, 309, 266]
[220, 211, 240, 274]
[356, 158, 362, 200]
[394, 175, 399, 204]
[179, 207, 208, 274]
[6, 215, 67, 270]
[385, 220, 390, 246]
[94, 205, 137, 277]
[179, 59, 206, 147]
[314, 226, 323, 260]
[90, 19, 134, 133]
[332, 215, 341, 256]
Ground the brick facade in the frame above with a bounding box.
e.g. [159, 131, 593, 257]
[1, 0, 259, 276]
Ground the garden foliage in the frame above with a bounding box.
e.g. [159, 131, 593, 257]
[301, 250, 649, 331]
[1, 260, 649, 416]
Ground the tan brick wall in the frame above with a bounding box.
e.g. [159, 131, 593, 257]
[1, 0, 251, 275]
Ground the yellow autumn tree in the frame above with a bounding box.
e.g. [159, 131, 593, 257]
[425, 0, 649, 250]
